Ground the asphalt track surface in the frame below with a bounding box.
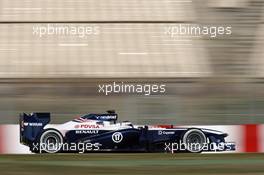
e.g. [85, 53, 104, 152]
[0, 153, 264, 175]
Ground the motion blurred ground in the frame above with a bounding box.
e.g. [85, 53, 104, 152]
[0, 153, 263, 175]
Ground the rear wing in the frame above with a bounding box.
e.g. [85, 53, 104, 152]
[20, 113, 50, 145]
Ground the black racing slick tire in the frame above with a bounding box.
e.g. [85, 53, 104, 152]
[38, 129, 63, 153]
[182, 129, 207, 153]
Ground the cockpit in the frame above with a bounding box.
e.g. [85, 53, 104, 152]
[74, 110, 134, 128]
[78, 110, 118, 123]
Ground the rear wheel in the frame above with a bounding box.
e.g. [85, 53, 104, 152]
[39, 130, 63, 153]
[182, 129, 206, 153]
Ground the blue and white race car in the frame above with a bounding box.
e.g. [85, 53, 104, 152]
[20, 110, 235, 153]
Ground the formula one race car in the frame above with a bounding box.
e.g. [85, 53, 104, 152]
[20, 110, 235, 153]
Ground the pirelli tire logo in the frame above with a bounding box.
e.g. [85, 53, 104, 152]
[112, 132, 123, 143]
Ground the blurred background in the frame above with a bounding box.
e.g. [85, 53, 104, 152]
[0, 0, 264, 124]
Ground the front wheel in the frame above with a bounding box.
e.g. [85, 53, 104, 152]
[182, 129, 207, 153]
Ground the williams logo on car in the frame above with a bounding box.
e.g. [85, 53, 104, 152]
[23, 122, 43, 126]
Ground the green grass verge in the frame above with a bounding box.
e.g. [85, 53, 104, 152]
[0, 153, 264, 175]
